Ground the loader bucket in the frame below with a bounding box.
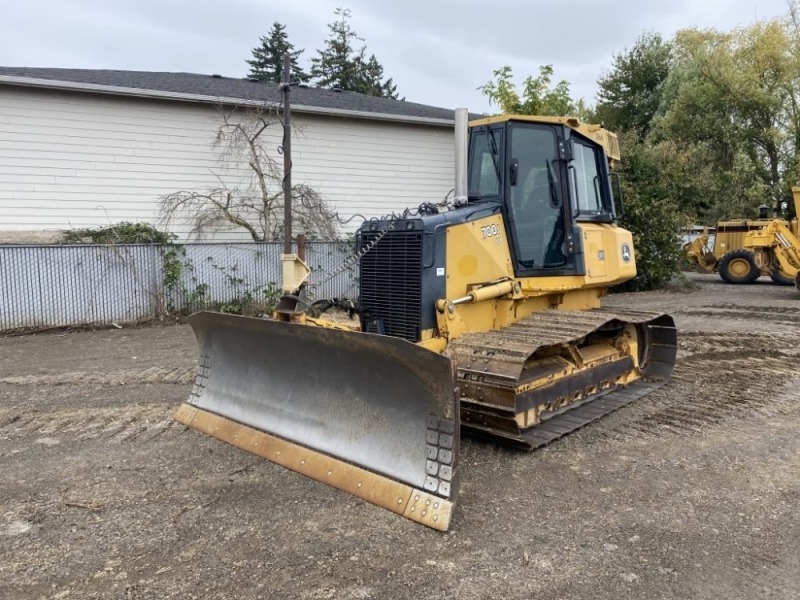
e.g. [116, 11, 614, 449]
[175, 311, 460, 531]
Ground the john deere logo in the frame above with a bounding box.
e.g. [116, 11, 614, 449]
[621, 244, 632, 263]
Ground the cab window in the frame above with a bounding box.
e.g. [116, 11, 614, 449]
[468, 130, 502, 197]
[508, 125, 567, 269]
[572, 141, 606, 213]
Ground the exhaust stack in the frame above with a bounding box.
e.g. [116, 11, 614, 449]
[454, 108, 468, 205]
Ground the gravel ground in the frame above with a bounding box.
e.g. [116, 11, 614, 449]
[1, 273, 799, 600]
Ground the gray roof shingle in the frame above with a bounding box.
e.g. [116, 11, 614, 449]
[0, 67, 469, 123]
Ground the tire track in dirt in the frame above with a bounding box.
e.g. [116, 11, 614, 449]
[0, 366, 195, 386]
[703, 303, 799, 314]
[0, 403, 182, 443]
[677, 331, 800, 355]
[598, 331, 800, 440]
[678, 304, 800, 325]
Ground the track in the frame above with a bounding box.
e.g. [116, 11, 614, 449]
[449, 308, 677, 448]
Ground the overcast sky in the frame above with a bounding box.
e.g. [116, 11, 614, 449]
[1, 0, 792, 112]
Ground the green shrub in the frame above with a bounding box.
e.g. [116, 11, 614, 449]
[613, 139, 686, 291]
[59, 222, 176, 245]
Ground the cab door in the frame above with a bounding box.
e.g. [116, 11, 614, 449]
[505, 123, 574, 276]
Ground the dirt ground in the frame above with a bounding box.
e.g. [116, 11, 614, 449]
[1, 273, 799, 600]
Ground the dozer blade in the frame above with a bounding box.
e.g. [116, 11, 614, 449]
[174, 311, 459, 531]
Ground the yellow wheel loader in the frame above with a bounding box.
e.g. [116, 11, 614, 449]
[685, 190, 800, 285]
[174, 108, 677, 531]
[743, 219, 800, 287]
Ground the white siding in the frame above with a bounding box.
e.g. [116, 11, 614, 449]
[0, 86, 454, 242]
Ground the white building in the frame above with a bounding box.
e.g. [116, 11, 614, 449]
[0, 68, 460, 243]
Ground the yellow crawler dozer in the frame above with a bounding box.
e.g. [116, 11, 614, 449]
[175, 109, 677, 531]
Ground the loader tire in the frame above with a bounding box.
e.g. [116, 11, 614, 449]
[769, 268, 794, 286]
[718, 250, 760, 284]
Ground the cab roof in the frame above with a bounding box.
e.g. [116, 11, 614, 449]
[469, 114, 621, 162]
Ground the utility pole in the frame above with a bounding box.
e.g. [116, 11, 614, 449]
[281, 53, 292, 255]
[276, 53, 310, 307]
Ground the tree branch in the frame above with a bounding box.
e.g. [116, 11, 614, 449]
[159, 105, 339, 242]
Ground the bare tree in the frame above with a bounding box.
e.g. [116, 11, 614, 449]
[160, 107, 339, 241]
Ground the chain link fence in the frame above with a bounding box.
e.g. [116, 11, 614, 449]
[0, 241, 358, 332]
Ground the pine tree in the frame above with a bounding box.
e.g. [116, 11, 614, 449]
[354, 54, 399, 99]
[311, 8, 399, 98]
[247, 22, 309, 83]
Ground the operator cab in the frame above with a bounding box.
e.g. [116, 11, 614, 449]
[467, 116, 620, 277]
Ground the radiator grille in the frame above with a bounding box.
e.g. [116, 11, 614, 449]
[359, 230, 423, 342]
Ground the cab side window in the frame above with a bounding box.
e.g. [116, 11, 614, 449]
[572, 141, 605, 213]
[468, 130, 502, 198]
